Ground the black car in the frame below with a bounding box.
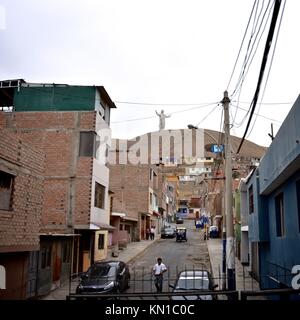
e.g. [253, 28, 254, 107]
[76, 260, 130, 294]
[169, 270, 218, 300]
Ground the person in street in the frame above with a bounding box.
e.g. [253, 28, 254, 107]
[150, 226, 155, 240]
[152, 257, 167, 293]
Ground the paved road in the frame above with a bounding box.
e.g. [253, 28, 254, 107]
[127, 219, 211, 295]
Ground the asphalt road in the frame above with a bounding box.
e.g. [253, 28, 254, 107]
[127, 219, 211, 295]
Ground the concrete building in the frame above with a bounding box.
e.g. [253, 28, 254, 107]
[0, 79, 116, 296]
[0, 131, 45, 299]
[244, 95, 300, 295]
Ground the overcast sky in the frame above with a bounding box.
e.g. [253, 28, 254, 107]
[1, 0, 299, 147]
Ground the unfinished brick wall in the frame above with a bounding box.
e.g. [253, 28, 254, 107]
[0, 130, 44, 251]
[109, 164, 159, 219]
[0, 111, 96, 232]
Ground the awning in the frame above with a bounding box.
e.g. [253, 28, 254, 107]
[121, 216, 138, 222]
[214, 215, 223, 219]
[152, 211, 160, 216]
[90, 222, 116, 231]
[112, 212, 126, 217]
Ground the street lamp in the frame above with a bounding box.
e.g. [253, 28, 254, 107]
[187, 124, 220, 144]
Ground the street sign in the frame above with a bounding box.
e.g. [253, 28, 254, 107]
[211, 144, 224, 153]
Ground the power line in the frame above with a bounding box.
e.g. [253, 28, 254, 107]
[231, 1, 275, 126]
[230, 0, 271, 97]
[114, 101, 218, 107]
[233, 100, 292, 105]
[111, 102, 219, 124]
[230, 103, 281, 123]
[246, 0, 286, 139]
[237, 0, 283, 154]
[195, 104, 220, 127]
[226, 0, 258, 90]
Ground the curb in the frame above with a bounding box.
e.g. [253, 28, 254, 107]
[206, 239, 221, 280]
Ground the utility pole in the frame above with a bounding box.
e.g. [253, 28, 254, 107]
[268, 123, 274, 141]
[222, 90, 236, 290]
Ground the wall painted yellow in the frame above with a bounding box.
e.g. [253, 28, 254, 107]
[94, 230, 108, 261]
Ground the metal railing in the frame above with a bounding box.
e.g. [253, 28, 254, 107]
[67, 265, 300, 300]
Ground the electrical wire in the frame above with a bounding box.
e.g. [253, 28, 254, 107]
[230, 0, 271, 98]
[237, 0, 283, 154]
[231, 1, 275, 127]
[226, 0, 258, 90]
[246, 0, 286, 139]
[230, 103, 281, 123]
[111, 102, 218, 124]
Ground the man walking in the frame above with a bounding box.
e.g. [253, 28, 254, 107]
[152, 257, 167, 293]
[150, 225, 155, 240]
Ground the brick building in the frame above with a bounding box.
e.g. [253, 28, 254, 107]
[0, 130, 45, 299]
[109, 163, 161, 246]
[0, 79, 116, 296]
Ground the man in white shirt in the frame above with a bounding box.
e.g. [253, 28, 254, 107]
[152, 257, 167, 293]
[150, 226, 155, 240]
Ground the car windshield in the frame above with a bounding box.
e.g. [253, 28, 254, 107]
[87, 264, 116, 278]
[176, 277, 209, 290]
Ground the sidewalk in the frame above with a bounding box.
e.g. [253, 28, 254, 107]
[110, 235, 160, 265]
[206, 238, 260, 292]
[40, 235, 160, 300]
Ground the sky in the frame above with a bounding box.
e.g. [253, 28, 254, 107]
[0, 0, 299, 147]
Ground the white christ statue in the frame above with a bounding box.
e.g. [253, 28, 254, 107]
[155, 109, 171, 131]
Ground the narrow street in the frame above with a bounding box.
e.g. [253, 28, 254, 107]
[127, 220, 211, 294]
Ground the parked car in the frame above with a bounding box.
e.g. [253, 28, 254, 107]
[176, 217, 184, 224]
[161, 226, 176, 238]
[76, 260, 130, 294]
[209, 226, 219, 238]
[169, 270, 218, 300]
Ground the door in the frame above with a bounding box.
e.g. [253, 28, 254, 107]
[52, 241, 62, 290]
[26, 251, 38, 298]
[124, 224, 131, 242]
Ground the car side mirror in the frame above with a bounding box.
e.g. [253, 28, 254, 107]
[169, 284, 175, 289]
[79, 272, 87, 279]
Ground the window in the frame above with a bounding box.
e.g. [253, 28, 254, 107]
[150, 193, 153, 206]
[248, 185, 254, 214]
[98, 234, 105, 250]
[0, 171, 14, 211]
[296, 180, 300, 232]
[95, 182, 105, 209]
[275, 193, 285, 237]
[149, 169, 153, 181]
[79, 131, 96, 157]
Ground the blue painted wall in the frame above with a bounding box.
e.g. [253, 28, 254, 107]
[247, 169, 269, 242]
[246, 95, 300, 296]
[260, 170, 300, 289]
[259, 95, 300, 194]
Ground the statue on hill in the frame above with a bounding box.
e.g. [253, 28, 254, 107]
[155, 110, 171, 131]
